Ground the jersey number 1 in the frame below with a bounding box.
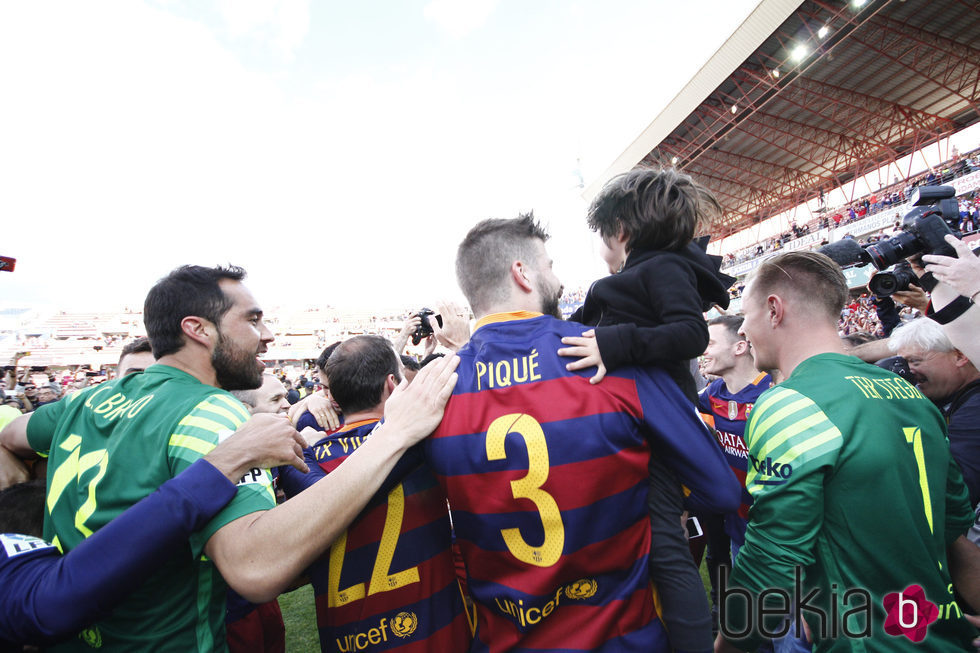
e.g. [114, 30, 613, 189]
[903, 427, 934, 534]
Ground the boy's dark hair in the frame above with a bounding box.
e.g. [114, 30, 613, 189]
[326, 336, 402, 414]
[143, 265, 246, 358]
[0, 480, 46, 538]
[707, 315, 745, 342]
[400, 355, 421, 372]
[587, 167, 720, 252]
[118, 336, 152, 367]
[316, 341, 343, 375]
[456, 212, 550, 317]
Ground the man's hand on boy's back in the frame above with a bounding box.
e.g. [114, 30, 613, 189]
[558, 329, 607, 384]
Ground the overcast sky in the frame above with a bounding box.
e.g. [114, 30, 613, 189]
[2, 0, 759, 313]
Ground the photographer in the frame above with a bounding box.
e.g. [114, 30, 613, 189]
[923, 234, 980, 368]
[392, 301, 471, 356]
[889, 317, 980, 509]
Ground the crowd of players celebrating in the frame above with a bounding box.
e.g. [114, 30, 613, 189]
[1, 166, 980, 653]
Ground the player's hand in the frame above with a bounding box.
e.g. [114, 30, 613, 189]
[205, 414, 308, 483]
[379, 353, 459, 448]
[300, 426, 323, 448]
[922, 234, 980, 300]
[557, 329, 607, 384]
[303, 391, 340, 431]
[0, 444, 29, 490]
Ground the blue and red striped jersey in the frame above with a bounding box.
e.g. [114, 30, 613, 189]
[697, 373, 772, 544]
[304, 419, 472, 653]
[425, 312, 740, 652]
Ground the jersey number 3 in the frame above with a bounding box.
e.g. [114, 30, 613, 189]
[486, 414, 565, 567]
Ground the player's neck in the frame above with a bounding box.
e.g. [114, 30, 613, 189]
[722, 362, 763, 395]
[155, 351, 219, 387]
[343, 408, 384, 424]
[777, 329, 846, 379]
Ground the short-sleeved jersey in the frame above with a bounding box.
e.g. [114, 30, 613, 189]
[302, 419, 471, 653]
[697, 373, 772, 544]
[424, 312, 740, 653]
[25, 365, 276, 652]
[726, 353, 977, 652]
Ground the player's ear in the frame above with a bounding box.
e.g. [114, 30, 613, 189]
[180, 316, 217, 349]
[384, 374, 398, 396]
[767, 294, 785, 328]
[511, 260, 533, 293]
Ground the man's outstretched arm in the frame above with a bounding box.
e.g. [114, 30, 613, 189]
[0, 418, 308, 645]
[205, 354, 460, 603]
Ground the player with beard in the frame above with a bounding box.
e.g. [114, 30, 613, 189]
[0, 264, 461, 652]
[425, 214, 739, 652]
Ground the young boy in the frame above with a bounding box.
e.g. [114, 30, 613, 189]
[560, 167, 734, 653]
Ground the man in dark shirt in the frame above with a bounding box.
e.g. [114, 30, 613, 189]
[890, 317, 980, 507]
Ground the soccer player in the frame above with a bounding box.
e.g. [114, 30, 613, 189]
[697, 315, 771, 633]
[425, 214, 740, 651]
[715, 251, 979, 652]
[116, 336, 155, 377]
[284, 335, 471, 652]
[0, 264, 460, 652]
[698, 316, 772, 552]
[0, 411, 308, 649]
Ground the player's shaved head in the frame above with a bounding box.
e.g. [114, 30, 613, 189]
[747, 251, 847, 324]
[456, 212, 550, 317]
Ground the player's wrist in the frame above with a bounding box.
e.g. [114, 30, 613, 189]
[365, 423, 414, 456]
[203, 446, 252, 484]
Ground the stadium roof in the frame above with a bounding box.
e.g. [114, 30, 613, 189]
[585, 0, 980, 237]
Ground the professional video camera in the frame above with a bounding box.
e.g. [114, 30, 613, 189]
[819, 185, 963, 295]
[410, 308, 443, 345]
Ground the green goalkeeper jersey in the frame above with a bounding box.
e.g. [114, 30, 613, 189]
[724, 353, 976, 652]
[26, 365, 276, 652]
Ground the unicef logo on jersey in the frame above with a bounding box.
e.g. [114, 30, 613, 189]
[389, 611, 418, 638]
[565, 579, 598, 600]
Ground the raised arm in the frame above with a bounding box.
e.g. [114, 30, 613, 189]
[0, 420, 308, 645]
[203, 354, 459, 603]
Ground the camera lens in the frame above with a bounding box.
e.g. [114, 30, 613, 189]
[864, 231, 920, 270]
[868, 272, 899, 296]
